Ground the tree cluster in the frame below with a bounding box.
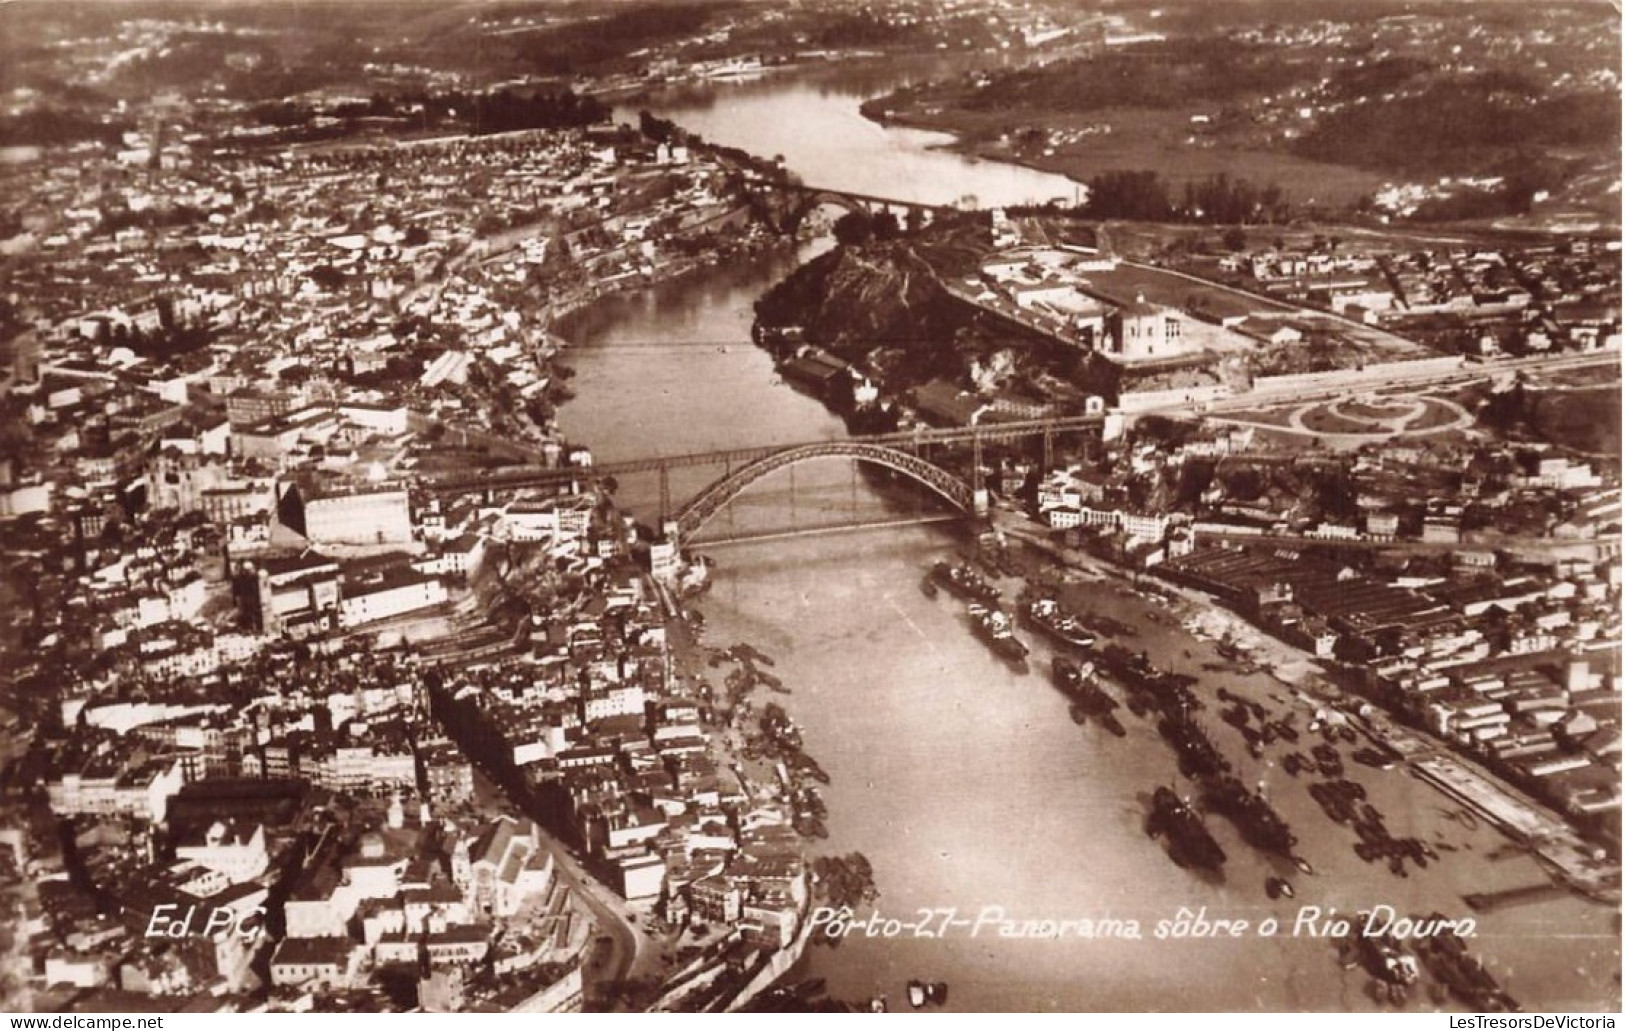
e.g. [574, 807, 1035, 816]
[516, 1, 731, 74]
[1477, 379, 1530, 435]
[809, 12, 918, 48]
[812, 852, 879, 911]
[96, 204, 206, 236]
[1409, 161, 1568, 222]
[1181, 173, 1286, 225]
[638, 109, 682, 145]
[253, 86, 609, 137]
[1294, 74, 1618, 178]
[831, 210, 903, 246]
[959, 38, 1310, 115]
[101, 320, 211, 361]
[1078, 170, 1288, 225]
[469, 87, 610, 134]
[0, 109, 129, 148]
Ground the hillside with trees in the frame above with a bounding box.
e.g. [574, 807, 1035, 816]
[1293, 73, 1620, 178]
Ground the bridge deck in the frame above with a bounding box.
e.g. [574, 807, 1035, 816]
[424, 415, 1102, 494]
[739, 177, 957, 213]
[689, 512, 964, 548]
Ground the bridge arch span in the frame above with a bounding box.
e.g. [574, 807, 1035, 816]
[781, 190, 873, 235]
[675, 441, 977, 541]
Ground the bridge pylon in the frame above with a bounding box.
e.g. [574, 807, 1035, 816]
[971, 428, 988, 516]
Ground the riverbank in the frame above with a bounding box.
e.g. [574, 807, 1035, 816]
[544, 232, 789, 351]
[855, 99, 1086, 191]
[643, 570, 874, 1011]
[975, 518, 1617, 1008]
[856, 98, 1385, 210]
[992, 510, 1621, 907]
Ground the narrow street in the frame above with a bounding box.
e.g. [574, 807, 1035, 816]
[538, 836, 666, 1008]
[463, 758, 664, 1010]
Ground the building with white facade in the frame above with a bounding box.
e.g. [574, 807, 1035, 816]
[301, 484, 413, 548]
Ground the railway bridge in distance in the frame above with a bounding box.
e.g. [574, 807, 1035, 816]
[736, 176, 961, 236]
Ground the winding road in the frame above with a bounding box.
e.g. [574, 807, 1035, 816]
[537, 836, 663, 1008]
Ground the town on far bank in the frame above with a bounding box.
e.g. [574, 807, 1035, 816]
[0, 0, 1620, 1017]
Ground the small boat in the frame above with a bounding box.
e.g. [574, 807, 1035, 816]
[1294, 856, 1315, 875]
[931, 561, 1001, 605]
[1146, 786, 1227, 871]
[920, 577, 938, 599]
[927, 982, 948, 1006]
[1266, 876, 1295, 899]
[1022, 596, 1096, 649]
[968, 603, 1029, 667]
[907, 980, 928, 1008]
[870, 996, 888, 1013]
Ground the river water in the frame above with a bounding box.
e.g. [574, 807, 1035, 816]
[616, 55, 1081, 209]
[556, 66, 1620, 1012]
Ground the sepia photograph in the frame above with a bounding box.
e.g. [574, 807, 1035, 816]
[0, 0, 1620, 1016]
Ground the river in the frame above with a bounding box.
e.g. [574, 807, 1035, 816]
[555, 65, 1620, 1012]
[615, 55, 1081, 209]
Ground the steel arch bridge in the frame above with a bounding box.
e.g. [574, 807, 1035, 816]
[675, 440, 978, 542]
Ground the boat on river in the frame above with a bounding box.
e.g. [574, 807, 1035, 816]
[1054, 658, 1125, 737]
[968, 603, 1029, 669]
[1147, 786, 1227, 872]
[1203, 776, 1297, 856]
[931, 561, 1001, 605]
[1098, 644, 1201, 716]
[1351, 913, 1420, 985]
[1022, 596, 1097, 649]
[1158, 711, 1231, 780]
